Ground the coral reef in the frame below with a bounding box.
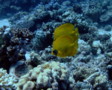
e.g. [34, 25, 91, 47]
[0, 27, 33, 70]
[0, 0, 112, 89]
[16, 61, 70, 90]
[31, 29, 53, 51]
[0, 0, 45, 18]
[0, 68, 17, 90]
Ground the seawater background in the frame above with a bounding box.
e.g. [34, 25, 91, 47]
[0, 0, 112, 90]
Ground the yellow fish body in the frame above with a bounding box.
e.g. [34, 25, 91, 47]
[52, 23, 79, 57]
[52, 35, 78, 57]
[54, 23, 78, 40]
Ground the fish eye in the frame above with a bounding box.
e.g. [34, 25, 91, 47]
[53, 50, 58, 55]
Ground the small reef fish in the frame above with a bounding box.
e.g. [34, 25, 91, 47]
[52, 23, 79, 57]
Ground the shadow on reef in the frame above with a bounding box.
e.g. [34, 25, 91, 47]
[0, 26, 33, 71]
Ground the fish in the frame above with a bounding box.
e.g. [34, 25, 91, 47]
[51, 23, 79, 57]
[52, 35, 78, 57]
[53, 23, 79, 40]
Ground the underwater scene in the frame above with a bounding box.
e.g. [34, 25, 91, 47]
[0, 0, 112, 90]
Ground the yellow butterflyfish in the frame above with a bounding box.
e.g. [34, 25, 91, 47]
[53, 23, 78, 40]
[51, 23, 79, 57]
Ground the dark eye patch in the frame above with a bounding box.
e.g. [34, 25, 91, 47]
[53, 50, 58, 55]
